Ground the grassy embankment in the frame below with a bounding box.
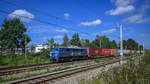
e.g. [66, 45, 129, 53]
[80, 54, 150, 84]
[0, 56, 123, 83]
[0, 50, 51, 68]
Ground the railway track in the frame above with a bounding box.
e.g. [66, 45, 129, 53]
[0, 60, 91, 76]
[4, 58, 129, 84]
[0, 56, 116, 76]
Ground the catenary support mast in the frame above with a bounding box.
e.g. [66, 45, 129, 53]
[120, 25, 123, 66]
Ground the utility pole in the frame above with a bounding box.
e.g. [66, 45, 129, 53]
[143, 43, 144, 56]
[25, 36, 27, 63]
[120, 25, 123, 66]
[138, 44, 141, 62]
[99, 39, 101, 48]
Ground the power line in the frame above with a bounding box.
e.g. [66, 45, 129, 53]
[0, 0, 79, 25]
[0, 0, 120, 40]
[0, 9, 92, 36]
[0, 0, 102, 38]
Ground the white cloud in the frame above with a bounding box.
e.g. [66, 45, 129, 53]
[38, 37, 48, 41]
[54, 35, 63, 40]
[8, 9, 34, 22]
[101, 28, 116, 34]
[79, 19, 102, 26]
[107, 5, 134, 15]
[125, 2, 150, 24]
[140, 33, 150, 37]
[107, 0, 135, 15]
[64, 13, 70, 19]
[56, 29, 68, 33]
[91, 33, 98, 36]
[112, 0, 135, 7]
[126, 14, 150, 24]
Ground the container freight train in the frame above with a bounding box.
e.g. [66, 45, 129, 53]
[50, 48, 142, 62]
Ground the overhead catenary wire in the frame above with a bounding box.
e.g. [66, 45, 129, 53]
[0, 9, 92, 36]
[0, 0, 101, 40]
[1, 0, 81, 25]
[0, 0, 122, 41]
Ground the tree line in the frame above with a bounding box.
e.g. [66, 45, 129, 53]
[48, 33, 143, 50]
[0, 18, 143, 54]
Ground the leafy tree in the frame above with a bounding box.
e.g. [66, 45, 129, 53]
[70, 33, 81, 47]
[54, 43, 59, 47]
[0, 18, 31, 53]
[48, 38, 54, 48]
[126, 38, 138, 50]
[30, 44, 35, 53]
[139, 45, 143, 51]
[123, 40, 127, 49]
[62, 34, 69, 47]
[91, 35, 111, 48]
[80, 39, 90, 48]
[110, 40, 117, 49]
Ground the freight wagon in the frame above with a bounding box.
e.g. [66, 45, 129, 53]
[87, 48, 101, 58]
[131, 50, 136, 54]
[111, 49, 118, 56]
[101, 48, 111, 56]
[118, 49, 131, 55]
[87, 48, 112, 58]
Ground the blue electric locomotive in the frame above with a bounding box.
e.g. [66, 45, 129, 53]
[50, 48, 88, 62]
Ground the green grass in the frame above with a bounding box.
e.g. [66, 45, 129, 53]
[80, 54, 150, 84]
[0, 64, 73, 83]
[0, 56, 123, 83]
[0, 53, 51, 68]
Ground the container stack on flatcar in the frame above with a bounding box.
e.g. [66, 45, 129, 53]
[87, 48, 101, 58]
[101, 48, 111, 56]
[87, 48, 112, 58]
[111, 49, 118, 56]
[131, 50, 136, 54]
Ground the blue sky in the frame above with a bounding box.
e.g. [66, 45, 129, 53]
[0, 0, 150, 49]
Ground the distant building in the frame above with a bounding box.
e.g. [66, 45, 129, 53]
[35, 45, 49, 53]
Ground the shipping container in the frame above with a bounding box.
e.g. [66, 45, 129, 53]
[129, 50, 132, 54]
[136, 50, 139, 54]
[87, 48, 101, 57]
[111, 49, 118, 55]
[118, 50, 130, 55]
[140, 50, 143, 54]
[87, 48, 112, 58]
[126, 50, 130, 54]
[131, 50, 136, 54]
[101, 48, 111, 56]
[118, 49, 121, 55]
[123, 50, 128, 54]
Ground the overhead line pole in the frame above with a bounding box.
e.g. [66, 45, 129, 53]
[120, 25, 123, 66]
[99, 39, 101, 48]
[143, 43, 144, 56]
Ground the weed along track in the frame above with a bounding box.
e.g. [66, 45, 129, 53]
[0, 56, 117, 77]
[0, 56, 135, 84]
[4, 58, 129, 84]
[0, 60, 91, 76]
